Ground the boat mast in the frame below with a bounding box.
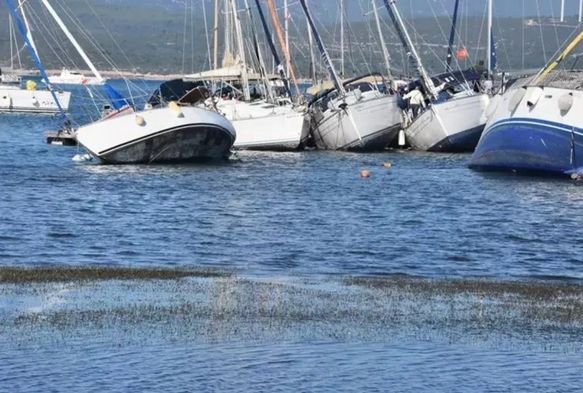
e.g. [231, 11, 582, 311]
[580, 0, 582, 23]
[230, 0, 250, 100]
[284, 0, 290, 75]
[4, 0, 68, 119]
[18, 0, 38, 56]
[242, 0, 275, 102]
[382, 0, 436, 99]
[561, 0, 565, 23]
[299, 0, 345, 95]
[213, 0, 220, 68]
[202, 0, 213, 69]
[340, 0, 345, 76]
[445, 0, 460, 72]
[40, 0, 104, 82]
[487, 0, 493, 77]
[253, 0, 293, 98]
[266, 0, 300, 96]
[9, 15, 14, 70]
[371, 0, 392, 79]
[306, 0, 317, 84]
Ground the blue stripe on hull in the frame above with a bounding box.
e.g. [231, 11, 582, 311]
[469, 118, 583, 176]
[428, 124, 484, 153]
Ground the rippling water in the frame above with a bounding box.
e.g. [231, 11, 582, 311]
[1, 81, 582, 391]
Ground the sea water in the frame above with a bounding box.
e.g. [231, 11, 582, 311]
[0, 81, 582, 392]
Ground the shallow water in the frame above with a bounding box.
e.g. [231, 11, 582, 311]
[1, 81, 583, 392]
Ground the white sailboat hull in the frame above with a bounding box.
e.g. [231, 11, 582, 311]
[0, 87, 71, 114]
[48, 69, 105, 86]
[310, 92, 401, 151]
[76, 106, 236, 164]
[405, 93, 489, 152]
[217, 99, 308, 150]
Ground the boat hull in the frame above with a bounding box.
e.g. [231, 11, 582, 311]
[310, 92, 401, 151]
[405, 93, 489, 152]
[218, 100, 308, 151]
[470, 86, 583, 176]
[76, 106, 236, 164]
[0, 88, 71, 114]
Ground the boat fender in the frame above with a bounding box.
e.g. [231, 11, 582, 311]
[135, 115, 146, 126]
[508, 87, 526, 112]
[398, 129, 406, 146]
[485, 94, 500, 119]
[168, 101, 184, 117]
[558, 93, 574, 115]
[525, 87, 543, 109]
[354, 89, 363, 101]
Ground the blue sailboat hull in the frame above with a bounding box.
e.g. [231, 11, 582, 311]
[469, 118, 583, 176]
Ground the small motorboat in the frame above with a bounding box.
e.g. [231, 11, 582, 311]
[75, 81, 236, 164]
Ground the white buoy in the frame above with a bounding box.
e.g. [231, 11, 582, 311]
[168, 101, 184, 118]
[398, 129, 406, 146]
[558, 94, 574, 115]
[525, 87, 543, 108]
[508, 88, 526, 112]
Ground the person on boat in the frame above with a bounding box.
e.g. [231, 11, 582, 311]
[404, 86, 426, 118]
[397, 87, 411, 126]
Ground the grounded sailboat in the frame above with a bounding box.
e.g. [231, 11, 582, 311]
[301, 0, 401, 151]
[470, 27, 583, 177]
[1, 3, 71, 114]
[384, 0, 490, 152]
[186, 0, 308, 151]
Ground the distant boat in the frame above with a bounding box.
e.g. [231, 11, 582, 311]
[301, 0, 401, 151]
[470, 27, 583, 177]
[1, 2, 71, 114]
[76, 81, 236, 164]
[48, 68, 106, 86]
[0, 71, 71, 114]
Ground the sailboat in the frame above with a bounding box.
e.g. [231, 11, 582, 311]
[470, 26, 583, 177]
[0, 2, 71, 114]
[185, 0, 308, 151]
[6, 0, 236, 164]
[383, 0, 491, 152]
[301, 0, 402, 151]
[48, 68, 106, 86]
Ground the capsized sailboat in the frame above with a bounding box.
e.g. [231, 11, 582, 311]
[301, 0, 402, 151]
[384, 0, 490, 152]
[470, 26, 583, 177]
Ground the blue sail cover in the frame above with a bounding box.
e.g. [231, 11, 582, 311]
[103, 83, 131, 110]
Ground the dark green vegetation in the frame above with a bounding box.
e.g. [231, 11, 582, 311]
[0, 266, 231, 283]
[0, 0, 580, 76]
